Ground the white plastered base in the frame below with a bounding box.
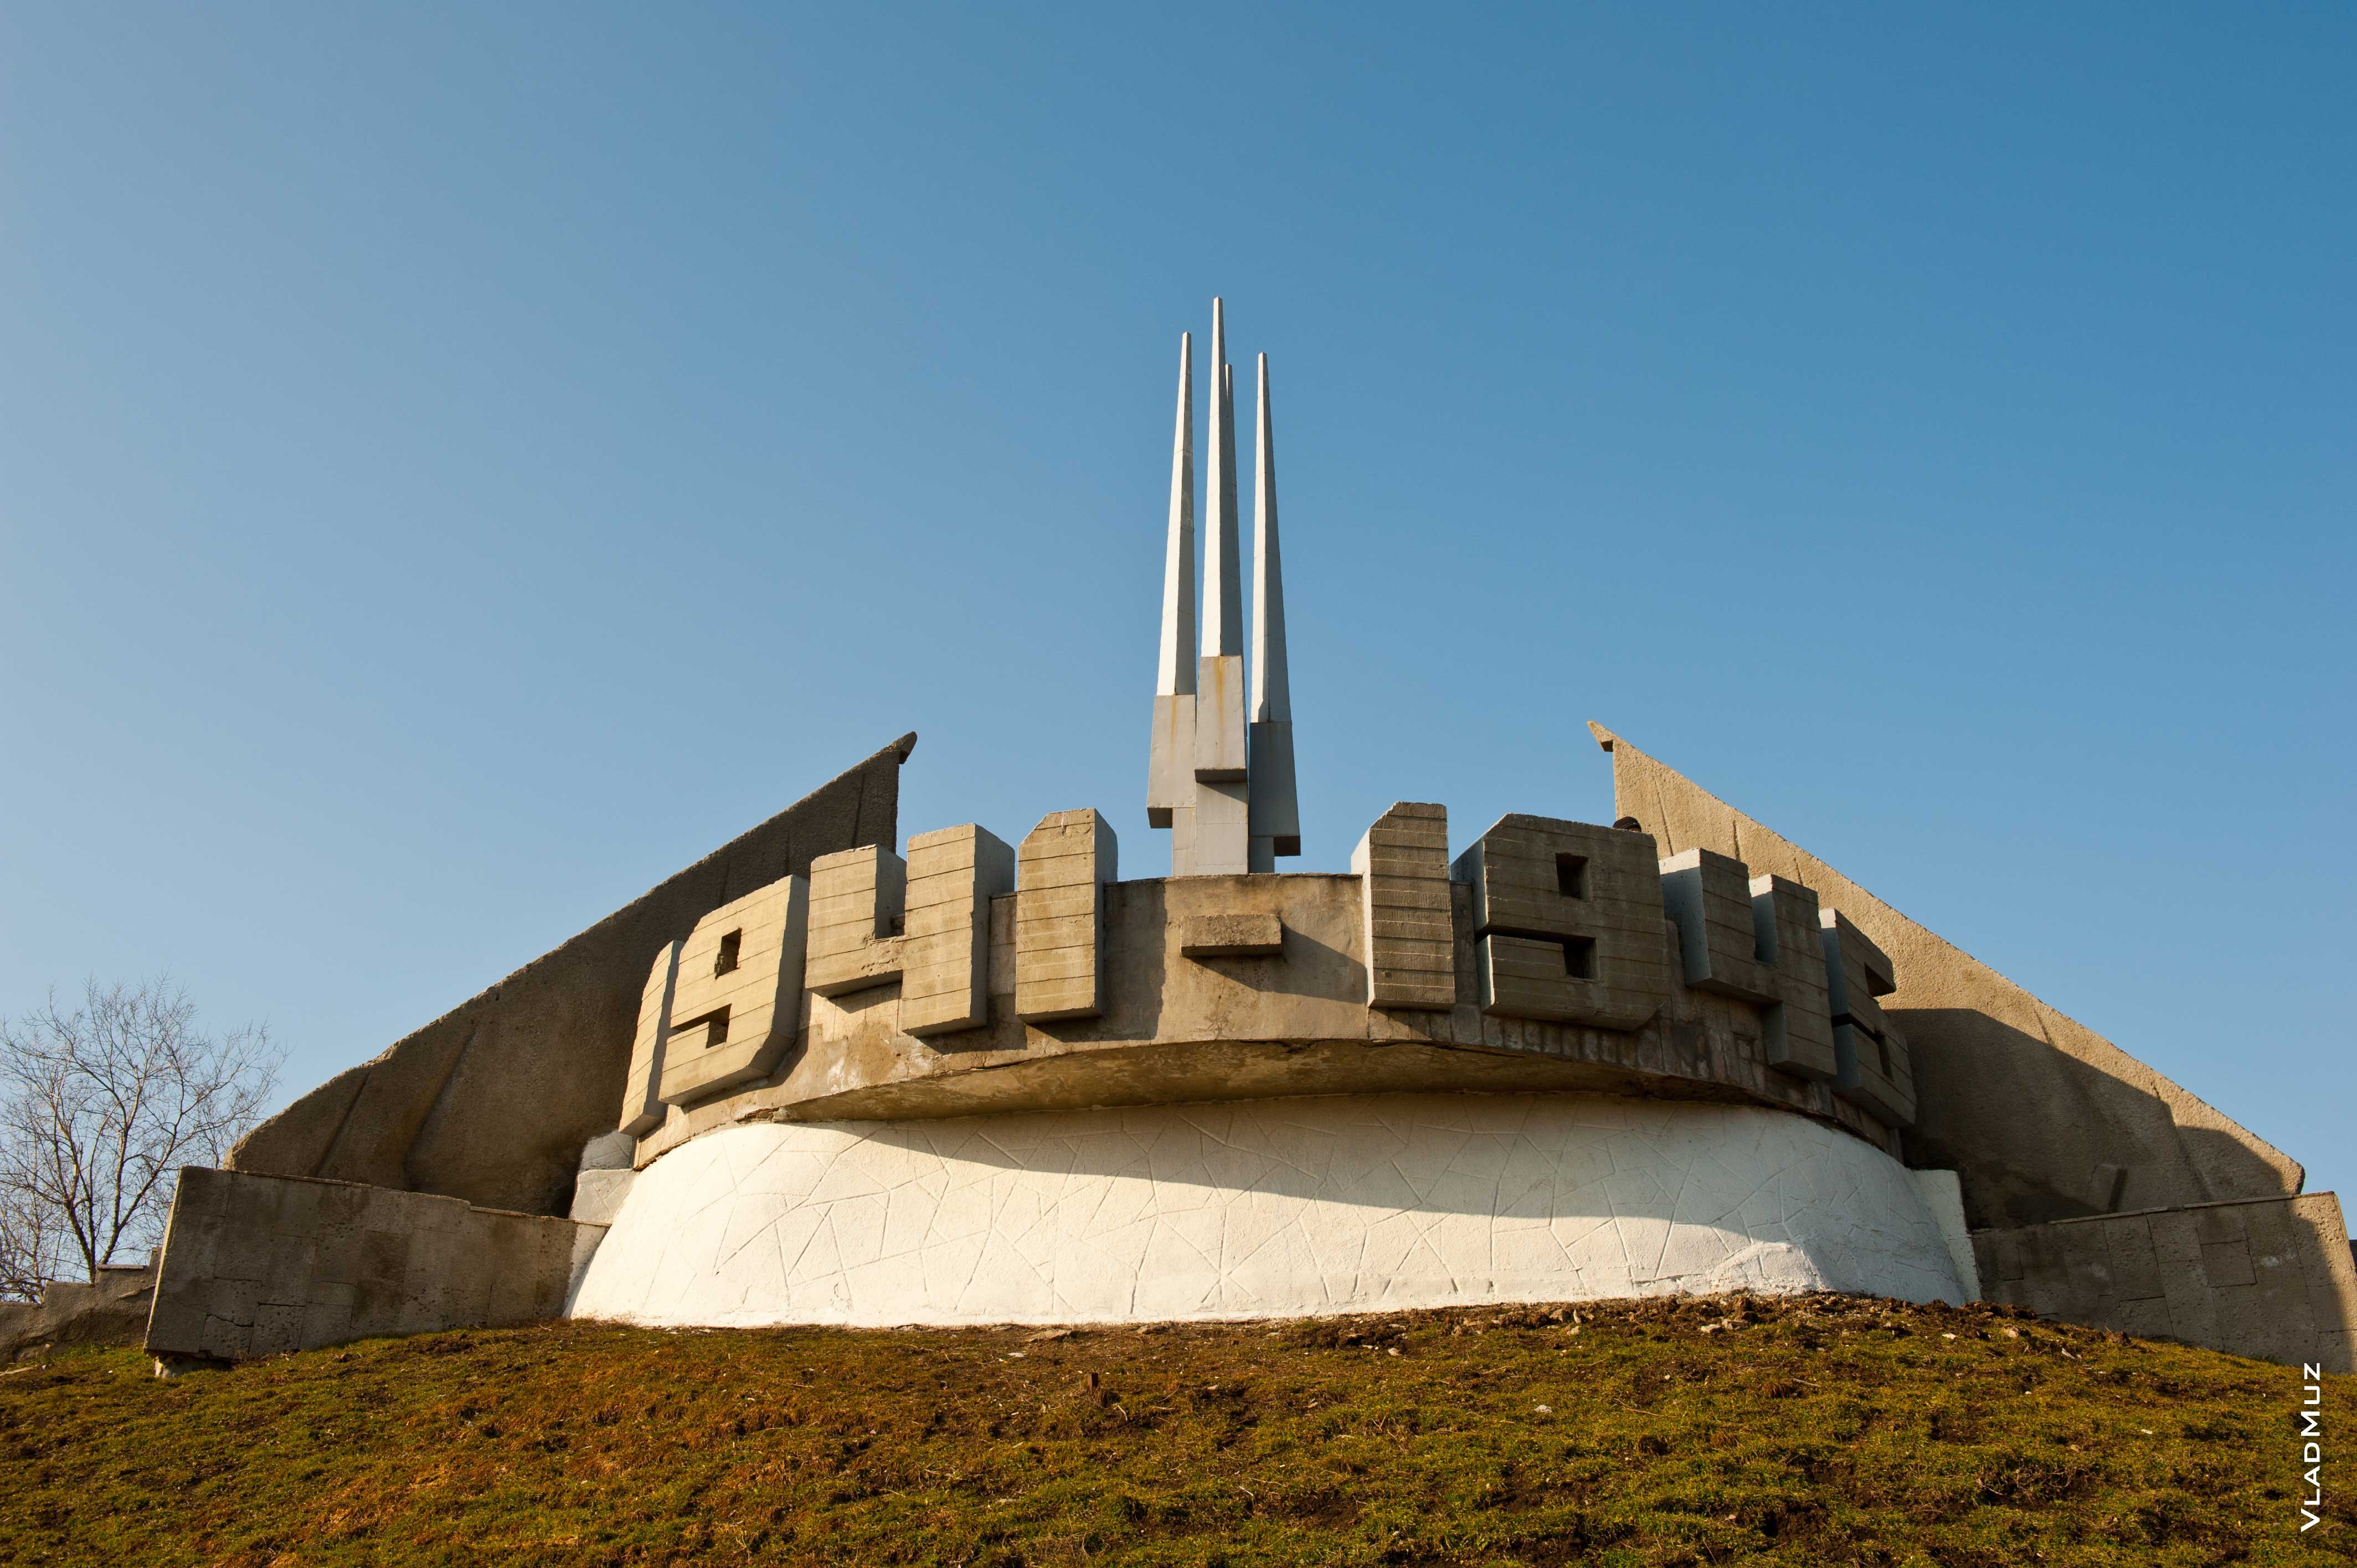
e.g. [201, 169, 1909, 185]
[567, 1092, 1967, 1328]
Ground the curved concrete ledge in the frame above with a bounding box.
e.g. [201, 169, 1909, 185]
[568, 1092, 1965, 1328]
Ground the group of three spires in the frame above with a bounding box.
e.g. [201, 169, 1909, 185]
[1147, 298, 1300, 876]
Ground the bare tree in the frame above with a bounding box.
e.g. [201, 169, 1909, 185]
[0, 979, 282, 1297]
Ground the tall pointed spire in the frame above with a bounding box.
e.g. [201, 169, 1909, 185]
[1155, 332, 1196, 698]
[1189, 298, 1249, 872]
[1247, 351, 1300, 868]
[1146, 298, 1300, 874]
[1201, 299, 1243, 658]
[1249, 353, 1288, 725]
[1146, 332, 1200, 836]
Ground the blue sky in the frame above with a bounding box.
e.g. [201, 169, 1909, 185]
[2, 6, 2349, 1208]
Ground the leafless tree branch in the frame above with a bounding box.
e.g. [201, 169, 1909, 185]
[0, 977, 283, 1298]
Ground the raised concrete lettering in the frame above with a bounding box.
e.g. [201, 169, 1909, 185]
[1455, 815, 1669, 1031]
[657, 875, 810, 1106]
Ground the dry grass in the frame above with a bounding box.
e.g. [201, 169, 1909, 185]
[0, 1293, 2346, 1565]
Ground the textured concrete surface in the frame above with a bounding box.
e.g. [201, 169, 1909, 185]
[1659, 847, 1776, 1004]
[1819, 909, 1895, 1042]
[0, 1262, 157, 1359]
[1194, 653, 1248, 784]
[571, 1092, 1965, 1329]
[1592, 722, 2302, 1229]
[1821, 910, 1915, 1128]
[1455, 815, 1671, 1031]
[578, 1130, 636, 1172]
[617, 940, 682, 1137]
[1146, 329, 1196, 845]
[1354, 803, 1456, 1010]
[147, 1167, 607, 1361]
[1749, 875, 1839, 1083]
[1015, 810, 1118, 1022]
[1973, 1193, 2357, 1372]
[570, 1169, 637, 1226]
[1186, 775, 1252, 877]
[228, 735, 912, 1216]
[1911, 1170, 1980, 1301]
[1836, 1021, 1917, 1131]
[1146, 693, 1196, 834]
[658, 874, 812, 1106]
[900, 825, 1014, 1038]
[1246, 352, 1299, 867]
[1200, 302, 1242, 661]
[1179, 912, 1285, 958]
[635, 866, 1904, 1165]
[806, 845, 908, 998]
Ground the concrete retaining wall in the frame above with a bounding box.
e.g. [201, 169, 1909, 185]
[1972, 1193, 2357, 1372]
[227, 734, 912, 1216]
[146, 1167, 606, 1361]
[0, 1262, 157, 1359]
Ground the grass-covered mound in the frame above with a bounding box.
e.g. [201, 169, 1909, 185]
[0, 1293, 2341, 1565]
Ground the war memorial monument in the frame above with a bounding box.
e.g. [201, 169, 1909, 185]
[140, 303, 2356, 1374]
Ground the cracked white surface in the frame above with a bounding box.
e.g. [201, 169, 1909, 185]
[568, 1093, 1965, 1327]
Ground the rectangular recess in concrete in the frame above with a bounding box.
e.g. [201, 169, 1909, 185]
[1179, 912, 1284, 958]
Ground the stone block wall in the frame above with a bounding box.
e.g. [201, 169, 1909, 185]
[0, 1261, 158, 1359]
[1972, 1193, 2357, 1373]
[146, 1167, 605, 1362]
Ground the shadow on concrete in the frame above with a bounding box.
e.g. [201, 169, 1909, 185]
[1898, 1008, 2298, 1231]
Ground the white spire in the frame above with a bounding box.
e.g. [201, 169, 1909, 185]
[1201, 298, 1243, 658]
[1155, 332, 1196, 697]
[1250, 352, 1289, 724]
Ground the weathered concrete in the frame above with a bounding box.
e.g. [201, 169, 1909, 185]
[635, 866, 1902, 1164]
[617, 940, 682, 1137]
[570, 1132, 639, 1223]
[573, 1093, 1967, 1329]
[1187, 775, 1252, 876]
[1195, 653, 1248, 783]
[578, 1130, 635, 1170]
[1911, 1170, 1980, 1301]
[1354, 803, 1457, 1010]
[900, 825, 1013, 1038]
[1180, 912, 1285, 958]
[1592, 723, 2302, 1229]
[1147, 330, 1197, 847]
[1973, 1193, 2357, 1373]
[146, 1167, 607, 1361]
[1247, 352, 1299, 866]
[570, 1169, 636, 1225]
[658, 873, 811, 1106]
[0, 1262, 157, 1359]
[1749, 875, 1839, 1083]
[1200, 301, 1242, 662]
[806, 844, 908, 997]
[228, 736, 912, 1216]
[1455, 815, 1671, 1031]
[1015, 809, 1118, 1022]
[1659, 847, 1777, 1004]
[1149, 303, 1295, 879]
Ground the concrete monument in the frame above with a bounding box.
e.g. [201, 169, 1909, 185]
[145, 302, 2355, 1374]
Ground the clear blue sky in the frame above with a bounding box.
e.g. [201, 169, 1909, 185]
[2, 6, 2348, 1210]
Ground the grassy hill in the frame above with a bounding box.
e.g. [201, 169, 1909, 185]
[0, 1293, 2343, 1565]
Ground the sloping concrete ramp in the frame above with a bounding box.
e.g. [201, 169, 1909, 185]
[1588, 724, 2299, 1231]
[228, 735, 914, 1216]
